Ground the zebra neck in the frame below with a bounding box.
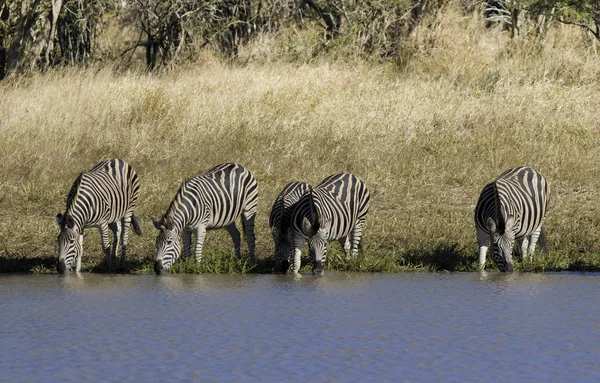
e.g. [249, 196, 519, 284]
[495, 190, 518, 234]
[65, 183, 90, 231]
[311, 190, 337, 223]
[62, 211, 84, 233]
[496, 184, 518, 219]
[163, 210, 187, 233]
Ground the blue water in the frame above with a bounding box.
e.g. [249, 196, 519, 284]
[0, 272, 599, 382]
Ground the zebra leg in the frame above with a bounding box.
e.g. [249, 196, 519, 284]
[99, 223, 114, 270]
[76, 232, 84, 273]
[476, 228, 489, 271]
[291, 247, 302, 274]
[519, 237, 530, 260]
[290, 238, 304, 274]
[110, 222, 122, 268]
[338, 236, 351, 259]
[350, 220, 365, 257]
[182, 230, 192, 258]
[292, 247, 303, 273]
[193, 225, 207, 262]
[242, 211, 256, 261]
[526, 226, 543, 259]
[225, 223, 242, 258]
[120, 215, 132, 266]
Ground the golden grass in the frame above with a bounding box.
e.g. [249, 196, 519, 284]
[1, 10, 600, 272]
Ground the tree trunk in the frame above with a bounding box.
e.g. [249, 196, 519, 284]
[5, 0, 43, 77]
[45, 0, 63, 66]
[0, 0, 9, 79]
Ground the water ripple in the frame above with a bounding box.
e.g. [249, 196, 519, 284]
[0, 272, 599, 382]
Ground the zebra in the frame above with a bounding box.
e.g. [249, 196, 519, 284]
[474, 166, 550, 272]
[289, 173, 370, 275]
[56, 159, 142, 274]
[152, 162, 257, 275]
[269, 181, 311, 273]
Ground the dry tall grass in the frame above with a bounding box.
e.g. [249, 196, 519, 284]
[1, 10, 600, 272]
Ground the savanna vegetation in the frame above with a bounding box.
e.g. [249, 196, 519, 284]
[1, 0, 600, 273]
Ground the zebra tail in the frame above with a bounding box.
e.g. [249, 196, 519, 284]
[131, 214, 142, 236]
[538, 226, 549, 254]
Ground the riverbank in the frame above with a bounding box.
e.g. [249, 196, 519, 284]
[2, 13, 600, 274]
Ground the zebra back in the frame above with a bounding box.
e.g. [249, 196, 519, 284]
[475, 166, 550, 238]
[294, 173, 370, 239]
[161, 163, 257, 231]
[63, 159, 140, 229]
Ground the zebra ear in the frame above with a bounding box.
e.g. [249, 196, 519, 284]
[302, 217, 313, 234]
[152, 216, 163, 230]
[486, 217, 497, 233]
[56, 213, 63, 226]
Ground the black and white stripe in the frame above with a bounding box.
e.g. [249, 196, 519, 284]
[152, 163, 258, 274]
[289, 173, 370, 275]
[474, 166, 550, 272]
[269, 181, 311, 273]
[56, 159, 141, 273]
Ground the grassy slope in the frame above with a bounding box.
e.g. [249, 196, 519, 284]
[1, 11, 600, 273]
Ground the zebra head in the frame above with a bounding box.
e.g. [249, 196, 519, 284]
[56, 213, 82, 274]
[302, 217, 329, 275]
[153, 217, 181, 275]
[487, 216, 516, 272]
[302, 189, 331, 275]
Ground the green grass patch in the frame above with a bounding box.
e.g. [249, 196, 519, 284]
[5, 246, 600, 274]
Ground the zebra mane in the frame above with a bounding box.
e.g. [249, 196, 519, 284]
[308, 186, 321, 230]
[57, 172, 85, 230]
[492, 181, 506, 234]
[162, 179, 190, 231]
[64, 172, 86, 216]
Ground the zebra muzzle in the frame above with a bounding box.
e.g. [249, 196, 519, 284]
[57, 260, 68, 274]
[312, 262, 324, 275]
[154, 261, 166, 275]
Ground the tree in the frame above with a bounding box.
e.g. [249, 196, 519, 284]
[554, 0, 600, 41]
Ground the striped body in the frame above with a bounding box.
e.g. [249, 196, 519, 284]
[269, 181, 311, 273]
[153, 163, 257, 274]
[474, 166, 550, 272]
[56, 159, 141, 273]
[290, 173, 370, 274]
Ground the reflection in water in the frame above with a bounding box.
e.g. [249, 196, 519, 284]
[0, 272, 599, 382]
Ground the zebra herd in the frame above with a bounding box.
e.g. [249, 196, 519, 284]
[55, 159, 550, 275]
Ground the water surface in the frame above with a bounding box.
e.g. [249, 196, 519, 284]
[1, 272, 599, 382]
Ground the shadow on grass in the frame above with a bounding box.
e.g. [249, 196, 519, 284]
[401, 243, 477, 272]
[0, 255, 154, 274]
[313, 243, 477, 273]
[0, 256, 58, 273]
[5, 246, 600, 274]
[0, 244, 475, 274]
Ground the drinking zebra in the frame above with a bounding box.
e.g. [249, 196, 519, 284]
[269, 181, 311, 273]
[152, 163, 257, 275]
[474, 166, 550, 272]
[289, 173, 370, 275]
[56, 159, 142, 273]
